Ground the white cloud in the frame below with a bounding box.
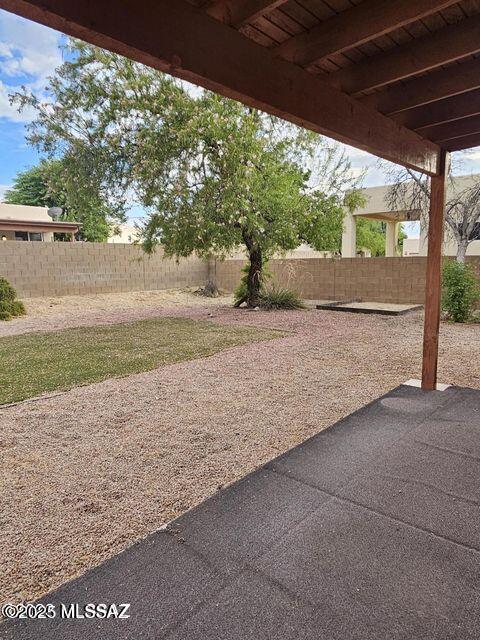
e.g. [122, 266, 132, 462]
[0, 9, 62, 122]
[0, 183, 11, 200]
[456, 149, 480, 163]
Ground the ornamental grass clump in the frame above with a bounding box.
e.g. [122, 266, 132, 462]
[0, 277, 26, 321]
[260, 285, 306, 310]
[234, 265, 305, 310]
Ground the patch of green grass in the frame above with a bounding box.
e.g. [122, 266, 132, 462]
[0, 317, 285, 405]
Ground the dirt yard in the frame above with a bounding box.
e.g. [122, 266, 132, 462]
[1, 289, 479, 604]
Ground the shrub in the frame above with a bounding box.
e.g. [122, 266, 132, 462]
[0, 277, 26, 321]
[442, 260, 480, 323]
[233, 278, 248, 305]
[260, 285, 306, 310]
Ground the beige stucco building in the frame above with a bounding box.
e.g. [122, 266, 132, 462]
[341, 184, 419, 258]
[402, 237, 421, 257]
[107, 223, 140, 244]
[342, 176, 480, 258]
[0, 203, 80, 242]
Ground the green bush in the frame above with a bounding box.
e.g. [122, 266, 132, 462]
[442, 261, 480, 323]
[0, 277, 26, 321]
[233, 277, 248, 305]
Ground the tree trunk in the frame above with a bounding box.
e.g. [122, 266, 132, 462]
[234, 231, 263, 308]
[456, 239, 468, 263]
[246, 245, 263, 307]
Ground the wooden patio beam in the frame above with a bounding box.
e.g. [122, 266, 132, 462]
[206, 0, 288, 26]
[275, 0, 458, 69]
[417, 114, 480, 143]
[394, 88, 480, 130]
[330, 15, 480, 96]
[443, 133, 480, 152]
[0, 0, 441, 175]
[422, 149, 449, 390]
[361, 57, 480, 115]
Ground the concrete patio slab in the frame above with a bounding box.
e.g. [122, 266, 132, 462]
[316, 301, 423, 316]
[404, 377, 451, 391]
[2, 384, 479, 640]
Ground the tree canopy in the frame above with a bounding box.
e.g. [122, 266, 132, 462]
[4, 161, 60, 208]
[12, 39, 363, 304]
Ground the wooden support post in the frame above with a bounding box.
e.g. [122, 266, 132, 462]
[422, 148, 449, 390]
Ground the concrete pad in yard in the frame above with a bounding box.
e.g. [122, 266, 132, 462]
[316, 301, 423, 316]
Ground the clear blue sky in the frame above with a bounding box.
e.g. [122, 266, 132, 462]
[1, 9, 480, 235]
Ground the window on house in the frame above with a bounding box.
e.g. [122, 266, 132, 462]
[14, 231, 44, 241]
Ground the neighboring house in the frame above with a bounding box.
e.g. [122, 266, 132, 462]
[108, 223, 140, 244]
[226, 243, 371, 260]
[343, 177, 480, 258]
[0, 203, 80, 242]
[226, 244, 336, 260]
[342, 185, 413, 258]
[227, 244, 372, 260]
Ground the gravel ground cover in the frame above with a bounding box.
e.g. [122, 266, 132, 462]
[0, 289, 226, 338]
[1, 289, 479, 604]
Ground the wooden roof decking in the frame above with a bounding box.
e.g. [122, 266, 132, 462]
[195, 0, 480, 152]
[2, 0, 480, 177]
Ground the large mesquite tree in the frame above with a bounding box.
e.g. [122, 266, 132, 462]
[13, 39, 361, 305]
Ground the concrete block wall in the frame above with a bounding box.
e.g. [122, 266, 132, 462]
[216, 256, 480, 305]
[0, 242, 208, 298]
[2, 242, 479, 303]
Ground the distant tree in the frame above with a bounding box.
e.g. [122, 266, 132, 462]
[4, 158, 119, 242]
[355, 219, 406, 257]
[12, 39, 362, 305]
[356, 218, 386, 257]
[4, 161, 60, 208]
[380, 161, 480, 262]
[397, 223, 408, 253]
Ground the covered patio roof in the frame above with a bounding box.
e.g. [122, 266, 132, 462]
[3, 1, 480, 171]
[1, 0, 478, 387]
